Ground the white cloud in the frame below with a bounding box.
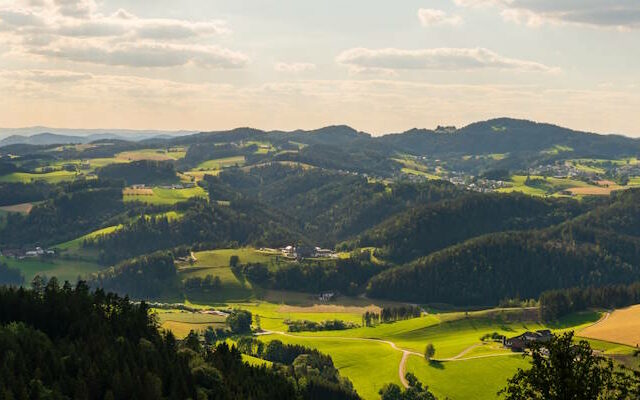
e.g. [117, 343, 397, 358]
[454, 0, 640, 29]
[35, 41, 248, 68]
[418, 9, 463, 26]
[0, 0, 244, 68]
[336, 47, 556, 74]
[274, 62, 316, 73]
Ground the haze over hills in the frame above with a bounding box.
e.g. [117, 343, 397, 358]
[3, 118, 639, 156]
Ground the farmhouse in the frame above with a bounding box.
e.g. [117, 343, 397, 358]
[318, 292, 335, 302]
[504, 329, 552, 352]
[280, 245, 337, 259]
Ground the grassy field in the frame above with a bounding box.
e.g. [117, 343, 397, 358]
[579, 305, 640, 347]
[196, 156, 245, 170]
[406, 353, 528, 400]
[116, 148, 186, 161]
[179, 248, 284, 302]
[123, 186, 208, 205]
[0, 255, 102, 283]
[157, 295, 625, 400]
[154, 309, 227, 338]
[270, 334, 403, 400]
[497, 175, 614, 197]
[0, 170, 78, 183]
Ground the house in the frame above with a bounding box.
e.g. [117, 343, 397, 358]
[318, 292, 335, 302]
[504, 330, 552, 352]
[314, 247, 336, 258]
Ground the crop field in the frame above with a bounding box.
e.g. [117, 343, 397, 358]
[196, 156, 245, 170]
[497, 175, 618, 197]
[0, 255, 102, 283]
[123, 186, 208, 205]
[116, 148, 186, 161]
[154, 309, 227, 338]
[0, 170, 78, 183]
[0, 202, 33, 214]
[579, 305, 640, 347]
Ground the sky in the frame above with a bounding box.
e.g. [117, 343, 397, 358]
[1, 0, 639, 136]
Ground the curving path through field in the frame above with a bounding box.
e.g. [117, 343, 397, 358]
[260, 330, 519, 389]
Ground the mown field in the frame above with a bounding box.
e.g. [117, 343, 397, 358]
[196, 156, 245, 171]
[0, 255, 102, 283]
[123, 186, 208, 205]
[0, 170, 78, 183]
[580, 305, 640, 347]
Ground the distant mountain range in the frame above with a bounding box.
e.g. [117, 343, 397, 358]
[2, 119, 640, 160]
[0, 127, 195, 147]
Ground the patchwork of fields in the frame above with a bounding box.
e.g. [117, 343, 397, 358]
[156, 298, 630, 400]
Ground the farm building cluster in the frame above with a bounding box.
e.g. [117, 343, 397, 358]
[503, 329, 552, 352]
[1, 246, 55, 259]
[279, 245, 336, 260]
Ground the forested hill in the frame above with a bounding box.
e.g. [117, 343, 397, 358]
[377, 118, 640, 158]
[354, 193, 590, 263]
[0, 283, 299, 400]
[367, 189, 640, 305]
[209, 164, 463, 245]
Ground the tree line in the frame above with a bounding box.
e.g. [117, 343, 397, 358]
[539, 282, 640, 321]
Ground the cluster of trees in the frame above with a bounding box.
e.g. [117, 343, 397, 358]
[379, 373, 437, 400]
[380, 306, 422, 323]
[0, 181, 58, 206]
[500, 332, 640, 399]
[184, 274, 222, 293]
[539, 282, 640, 321]
[97, 160, 177, 185]
[285, 319, 358, 332]
[89, 252, 179, 299]
[0, 179, 125, 247]
[235, 338, 359, 400]
[362, 306, 422, 327]
[0, 262, 23, 286]
[241, 255, 388, 295]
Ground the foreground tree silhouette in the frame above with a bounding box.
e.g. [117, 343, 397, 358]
[499, 332, 639, 400]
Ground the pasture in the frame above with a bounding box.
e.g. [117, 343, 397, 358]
[579, 305, 640, 347]
[406, 354, 529, 400]
[0, 255, 102, 283]
[123, 186, 208, 205]
[154, 309, 227, 338]
[0, 170, 78, 183]
[178, 248, 280, 302]
[196, 156, 245, 171]
[116, 148, 186, 161]
[157, 294, 629, 400]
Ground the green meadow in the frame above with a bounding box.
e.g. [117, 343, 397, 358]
[0, 170, 78, 183]
[406, 354, 529, 400]
[196, 156, 246, 170]
[123, 186, 208, 205]
[0, 255, 102, 283]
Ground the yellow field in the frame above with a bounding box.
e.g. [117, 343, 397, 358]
[123, 187, 154, 196]
[579, 305, 640, 347]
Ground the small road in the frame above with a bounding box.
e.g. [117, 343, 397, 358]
[260, 330, 518, 389]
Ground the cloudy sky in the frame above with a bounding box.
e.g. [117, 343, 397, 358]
[1, 0, 639, 136]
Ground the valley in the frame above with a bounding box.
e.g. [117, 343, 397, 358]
[2, 118, 640, 399]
